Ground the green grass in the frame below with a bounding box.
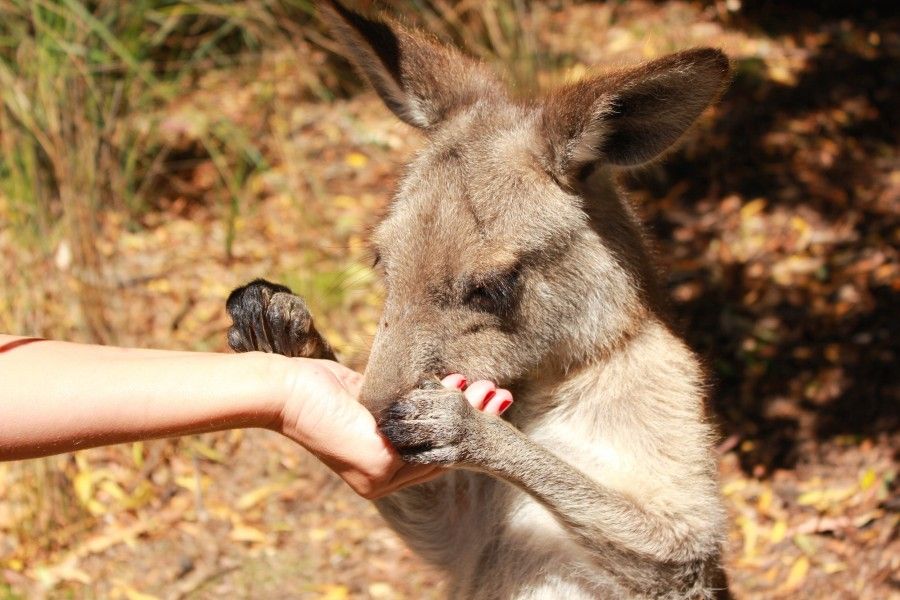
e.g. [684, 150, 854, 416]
[0, 0, 318, 339]
[0, 0, 313, 241]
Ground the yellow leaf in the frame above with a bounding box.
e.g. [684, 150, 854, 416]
[191, 440, 225, 463]
[796, 490, 823, 506]
[768, 63, 796, 86]
[230, 525, 267, 543]
[368, 582, 394, 598]
[100, 480, 128, 503]
[738, 515, 758, 562]
[121, 481, 155, 511]
[147, 278, 171, 293]
[175, 475, 209, 492]
[790, 216, 810, 233]
[74, 471, 93, 505]
[333, 194, 357, 209]
[740, 198, 767, 220]
[131, 442, 144, 468]
[822, 562, 847, 574]
[770, 519, 787, 544]
[319, 584, 350, 600]
[74, 453, 90, 472]
[779, 556, 809, 592]
[309, 528, 328, 542]
[124, 588, 160, 600]
[236, 482, 287, 511]
[369, 581, 396, 598]
[796, 486, 855, 510]
[757, 487, 773, 513]
[721, 478, 747, 497]
[33, 560, 92, 586]
[859, 468, 877, 491]
[86, 499, 106, 516]
[345, 152, 368, 168]
[793, 533, 816, 556]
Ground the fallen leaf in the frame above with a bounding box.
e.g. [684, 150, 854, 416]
[236, 482, 288, 511]
[740, 198, 767, 220]
[345, 152, 368, 168]
[319, 584, 350, 600]
[230, 525, 267, 543]
[770, 519, 787, 544]
[859, 468, 877, 491]
[124, 588, 161, 600]
[778, 556, 809, 593]
[738, 515, 758, 562]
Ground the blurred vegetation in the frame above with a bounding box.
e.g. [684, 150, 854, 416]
[0, 1, 896, 598]
[0, 0, 555, 344]
[0, 0, 550, 242]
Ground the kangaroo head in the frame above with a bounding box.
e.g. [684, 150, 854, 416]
[323, 2, 729, 414]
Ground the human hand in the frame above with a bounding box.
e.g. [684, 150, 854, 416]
[272, 358, 512, 499]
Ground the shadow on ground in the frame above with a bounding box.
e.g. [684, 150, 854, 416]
[630, 2, 899, 472]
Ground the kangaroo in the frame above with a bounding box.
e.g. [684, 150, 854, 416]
[226, 2, 731, 598]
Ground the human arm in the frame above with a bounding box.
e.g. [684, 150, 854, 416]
[0, 335, 421, 497]
[0, 334, 509, 498]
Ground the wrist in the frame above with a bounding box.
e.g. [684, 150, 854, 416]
[234, 351, 295, 431]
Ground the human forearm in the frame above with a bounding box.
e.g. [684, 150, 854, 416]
[0, 335, 286, 460]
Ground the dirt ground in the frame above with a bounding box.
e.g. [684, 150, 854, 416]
[1, 2, 897, 599]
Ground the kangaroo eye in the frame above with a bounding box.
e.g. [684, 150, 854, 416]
[465, 269, 519, 315]
[467, 285, 494, 311]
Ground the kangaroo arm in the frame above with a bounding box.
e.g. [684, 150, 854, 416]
[463, 415, 719, 598]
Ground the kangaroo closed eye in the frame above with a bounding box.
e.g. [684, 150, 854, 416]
[465, 268, 520, 315]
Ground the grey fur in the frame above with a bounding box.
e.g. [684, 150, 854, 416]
[227, 3, 732, 598]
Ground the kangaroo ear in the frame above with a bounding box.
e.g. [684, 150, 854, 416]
[322, 1, 500, 130]
[542, 48, 730, 179]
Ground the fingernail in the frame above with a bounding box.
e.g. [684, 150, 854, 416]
[482, 390, 495, 409]
[499, 399, 512, 414]
[441, 373, 467, 390]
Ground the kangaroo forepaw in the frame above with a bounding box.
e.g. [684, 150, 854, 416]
[226, 279, 336, 360]
[378, 381, 480, 466]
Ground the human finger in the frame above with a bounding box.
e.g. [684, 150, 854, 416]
[463, 379, 496, 410]
[483, 388, 513, 416]
[440, 373, 467, 390]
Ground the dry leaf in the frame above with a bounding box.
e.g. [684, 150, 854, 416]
[236, 482, 288, 511]
[345, 152, 368, 168]
[778, 556, 809, 593]
[770, 519, 787, 544]
[230, 524, 267, 543]
[124, 587, 160, 600]
[319, 584, 350, 600]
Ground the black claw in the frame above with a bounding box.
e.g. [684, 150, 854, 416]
[226, 279, 300, 354]
[381, 422, 419, 448]
[227, 327, 246, 352]
[380, 401, 414, 423]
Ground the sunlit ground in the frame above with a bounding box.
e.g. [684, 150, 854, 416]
[1, 2, 896, 598]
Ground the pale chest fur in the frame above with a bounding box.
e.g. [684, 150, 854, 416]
[504, 320, 723, 550]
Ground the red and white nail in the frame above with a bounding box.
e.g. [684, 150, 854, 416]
[440, 373, 468, 390]
[485, 388, 513, 416]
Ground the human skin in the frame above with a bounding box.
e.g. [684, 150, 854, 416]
[0, 334, 512, 499]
